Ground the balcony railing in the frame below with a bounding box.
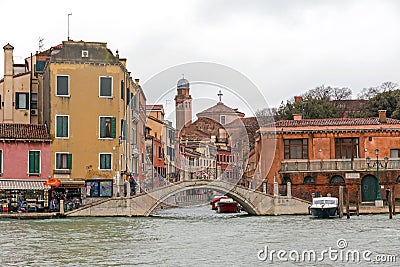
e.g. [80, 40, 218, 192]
[281, 158, 400, 172]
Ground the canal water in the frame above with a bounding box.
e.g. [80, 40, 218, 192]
[0, 205, 399, 266]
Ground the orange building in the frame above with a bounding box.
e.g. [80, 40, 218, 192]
[256, 110, 400, 204]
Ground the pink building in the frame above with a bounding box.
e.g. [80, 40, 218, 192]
[0, 123, 51, 211]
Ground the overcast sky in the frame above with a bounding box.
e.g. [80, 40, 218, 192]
[1, 0, 400, 114]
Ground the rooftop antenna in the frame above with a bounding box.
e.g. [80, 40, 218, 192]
[217, 90, 223, 102]
[67, 13, 72, 41]
[38, 37, 44, 52]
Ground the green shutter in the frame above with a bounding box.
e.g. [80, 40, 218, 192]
[67, 154, 72, 169]
[34, 151, 40, 174]
[29, 151, 34, 173]
[111, 117, 116, 138]
[15, 93, 20, 109]
[26, 94, 29, 109]
[100, 117, 105, 138]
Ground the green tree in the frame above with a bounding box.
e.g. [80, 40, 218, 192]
[364, 90, 400, 119]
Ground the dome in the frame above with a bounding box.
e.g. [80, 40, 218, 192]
[177, 78, 190, 89]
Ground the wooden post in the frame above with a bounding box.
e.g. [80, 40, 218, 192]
[346, 188, 350, 219]
[339, 186, 343, 218]
[392, 185, 396, 216]
[356, 190, 360, 216]
[389, 190, 393, 219]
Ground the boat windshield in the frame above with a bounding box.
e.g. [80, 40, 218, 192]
[314, 199, 336, 205]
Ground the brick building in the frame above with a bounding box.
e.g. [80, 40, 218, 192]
[255, 110, 400, 203]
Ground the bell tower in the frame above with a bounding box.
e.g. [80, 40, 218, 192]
[174, 77, 192, 132]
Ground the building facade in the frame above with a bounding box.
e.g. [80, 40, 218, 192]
[0, 123, 51, 211]
[41, 40, 141, 199]
[256, 110, 400, 203]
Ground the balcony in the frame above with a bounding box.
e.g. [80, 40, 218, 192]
[281, 158, 400, 173]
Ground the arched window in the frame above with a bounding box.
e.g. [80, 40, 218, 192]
[303, 176, 315, 185]
[281, 177, 292, 185]
[330, 175, 345, 185]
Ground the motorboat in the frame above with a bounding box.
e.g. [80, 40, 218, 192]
[216, 198, 240, 213]
[210, 195, 228, 210]
[309, 197, 338, 218]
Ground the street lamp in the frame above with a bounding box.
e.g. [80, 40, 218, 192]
[366, 148, 389, 200]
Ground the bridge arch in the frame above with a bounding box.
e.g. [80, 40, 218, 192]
[144, 180, 260, 216]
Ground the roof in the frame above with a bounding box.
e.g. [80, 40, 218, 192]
[145, 104, 164, 112]
[51, 40, 118, 64]
[197, 102, 245, 117]
[271, 117, 400, 127]
[0, 124, 51, 140]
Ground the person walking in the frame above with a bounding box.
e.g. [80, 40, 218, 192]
[17, 192, 24, 212]
[386, 187, 391, 205]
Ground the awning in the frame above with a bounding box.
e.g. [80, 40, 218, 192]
[0, 180, 51, 190]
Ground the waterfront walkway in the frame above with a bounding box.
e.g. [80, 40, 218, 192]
[0, 212, 58, 219]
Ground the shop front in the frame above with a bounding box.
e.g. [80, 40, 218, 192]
[0, 179, 51, 212]
[49, 180, 85, 212]
[83, 179, 113, 205]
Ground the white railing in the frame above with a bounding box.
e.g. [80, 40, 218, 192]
[281, 158, 400, 172]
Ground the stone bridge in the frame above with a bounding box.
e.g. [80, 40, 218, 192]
[66, 180, 311, 217]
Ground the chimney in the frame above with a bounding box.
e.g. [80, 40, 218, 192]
[378, 110, 387, 123]
[294, 96, 303, 103]
[135, 78, 140, 86]
[293, 114, 302, 121]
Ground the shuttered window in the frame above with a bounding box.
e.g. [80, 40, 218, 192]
[56, 75, 69, 96]
[56, 115, 69, 138]
[29, 151, 40, 174]
[100, 117, 116, 138]
[100, 76, 112, 97]
[16, 92, 29, 109]
[56, 153, 72, 169]
[100, 154, 112, 170]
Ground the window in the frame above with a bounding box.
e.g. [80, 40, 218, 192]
[86, 180, 112, 197]
[100, 117, 116, 138]
[29, 151, 40, 175]
[31, 93, 38, 109]
[390, 149, 400, 158]
[99, 153, 112, 170]
[100, 76, 112, 97]
[121, 80, 125, 100]
[121, 119, 126, 140]
[335, 138, 359, 159]
[284, 139, 308, 159]
[220, 115, 226, 125]
[330, 175, 345, 185]
[303, 176, 315, 185]
[56, 115, 69, 138]
[56, 153, 72, 169]
[56, 75, 69, 96]
[15, 92, 29, 109]
[158, 146, 162, 159]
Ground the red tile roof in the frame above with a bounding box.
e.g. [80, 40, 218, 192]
[271, 117, 400, 127]
[197, 102, 245, 116]
[0, 123, 51, 140]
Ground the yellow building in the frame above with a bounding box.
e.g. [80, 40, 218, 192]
[0, 44, 39, 124]
[42, 40, 141, 199]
